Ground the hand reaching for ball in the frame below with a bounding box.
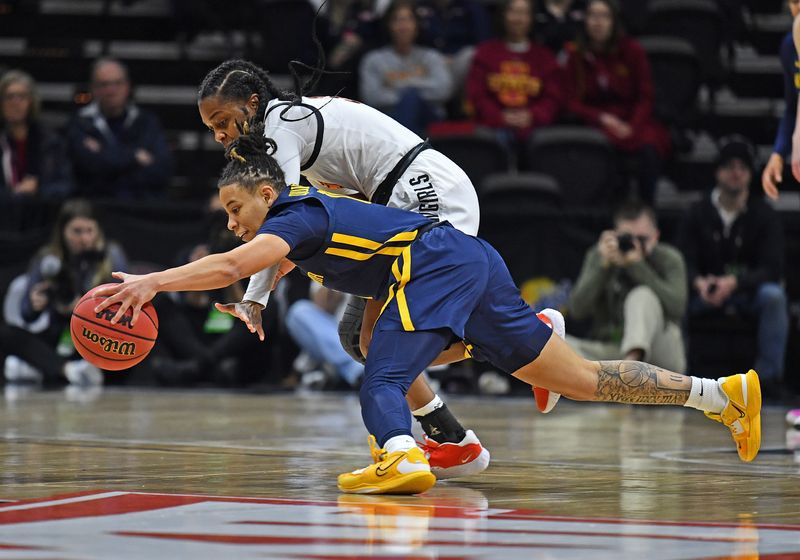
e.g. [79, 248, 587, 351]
[93, 271, 158, 326]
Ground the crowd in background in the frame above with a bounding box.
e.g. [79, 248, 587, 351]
[0, 0, 795, 403]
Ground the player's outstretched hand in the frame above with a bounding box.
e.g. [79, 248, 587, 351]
[762, 153, 783, 200]
[215, 300, 265, 341]
[93, 272, 157, 327]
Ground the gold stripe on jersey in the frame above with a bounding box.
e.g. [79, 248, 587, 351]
[325, 246, 406, 260]
[331, 233, 382, 251]
[324, 230, 420, 261]
[395, 245, 414, 330]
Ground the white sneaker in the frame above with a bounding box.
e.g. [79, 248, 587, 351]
[64, 360, 104, 387]
[420, 429, 491, 480]
[532, 308, 565, 413]
[4, 356, 43, 383]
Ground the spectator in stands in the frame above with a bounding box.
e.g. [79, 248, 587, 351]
[566, 201, 687, 373]
[66, 58, 172, 199]
[286, 283, 364, 390]
[326, 0, 388, 72]
[415, 0, 490, 89]
[761, 0, 800, 200]
[0, 320, 102, 386]
[465, 0, 562, 154]
[359, 0, 453, 136]
[561, 0, 670, 204]
[680, 137, 788, 397]
[535, 0, 585, 55]
[147, 195, 278, 386]
[18, 199, 129, 384]
[0, 69, 72, 198]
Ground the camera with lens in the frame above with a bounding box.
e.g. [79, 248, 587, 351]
[616, 233, 635, 254]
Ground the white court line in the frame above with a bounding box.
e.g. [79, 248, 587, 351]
[3, 434, 798, 476]
[0, 491, 126, 512]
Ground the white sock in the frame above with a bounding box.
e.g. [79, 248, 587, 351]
[384, 435, 417, 454]
[684, 377, 727, 414]
[411, 394, 444, 417]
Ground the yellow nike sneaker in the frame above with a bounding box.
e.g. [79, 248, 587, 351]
[338, 436, 436, 495]
[705, 370, 761, 462]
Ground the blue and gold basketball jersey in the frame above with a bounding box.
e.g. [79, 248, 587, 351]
[259, 185, 551, 374]
[263, 185, 433, 299]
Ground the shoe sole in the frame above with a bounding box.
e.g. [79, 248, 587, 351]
[338, 471, 436, 495]
[431, 447, 491, 480]
[741, 370, 762, 462]
[533, 309, 564, 413]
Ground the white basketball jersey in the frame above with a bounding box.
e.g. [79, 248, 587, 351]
[263, 96, 423, 198]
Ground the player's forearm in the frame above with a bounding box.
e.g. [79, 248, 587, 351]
[243, 267, 278, 306]
[153, 253, 244, 293]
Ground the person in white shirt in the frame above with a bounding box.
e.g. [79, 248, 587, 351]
[197, 58, 502, 479]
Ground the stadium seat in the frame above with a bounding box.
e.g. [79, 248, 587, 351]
[479, 172, 562, 213]
[522, 126, 619, 209]
[639, 36, 701, 129]
[429, 132, 512, 189]
[645, 0, 726, 88]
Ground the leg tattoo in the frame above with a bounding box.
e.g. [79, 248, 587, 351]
[595, 361, 691, 405]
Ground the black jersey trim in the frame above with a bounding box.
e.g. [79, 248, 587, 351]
[265, 101, 325, 172]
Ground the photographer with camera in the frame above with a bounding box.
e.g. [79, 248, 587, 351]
[680, 137, 788, 397]
[15, 199, 129, 386]
[566, 200, 687, 372]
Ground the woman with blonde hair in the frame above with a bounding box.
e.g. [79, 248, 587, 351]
[0, 69, 72, 197]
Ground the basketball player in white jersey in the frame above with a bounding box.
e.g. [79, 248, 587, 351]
[198, 60, 564, 478]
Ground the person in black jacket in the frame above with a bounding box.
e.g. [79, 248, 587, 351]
[0, 69, 72, 198]
[66, 58, 172, 199]
[679, 137, 788, 394]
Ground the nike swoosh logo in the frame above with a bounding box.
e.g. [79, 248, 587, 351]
[732, 402, 746, 419]
[375, 456, 403, 477]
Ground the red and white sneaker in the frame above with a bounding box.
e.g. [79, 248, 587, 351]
[532, 308, 566, 413]
[419, 429, 490, 480]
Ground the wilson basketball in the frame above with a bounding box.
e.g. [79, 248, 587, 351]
[70, 283, 159, 371]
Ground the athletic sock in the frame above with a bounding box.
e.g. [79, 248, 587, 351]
[384, 435, 417, 454]
[412, 395, 467, 444]
[683, 377, 727, 414]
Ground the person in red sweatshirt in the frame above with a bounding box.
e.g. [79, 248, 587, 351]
[562, 0, 670, 204]
[466, 0, 562, 153]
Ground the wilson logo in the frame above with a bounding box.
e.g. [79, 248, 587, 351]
[81, 327, 136, 356]
[96, 309, 134, 329]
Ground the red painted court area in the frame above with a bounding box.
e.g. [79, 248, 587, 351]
[0, 490, 797, 559]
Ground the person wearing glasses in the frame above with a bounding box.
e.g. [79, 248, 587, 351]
[566, 200, 688, 373]
[65, 57, 172, 199]
[0, 69, 72, 198]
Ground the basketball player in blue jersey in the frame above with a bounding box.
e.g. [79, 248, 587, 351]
[762, 0, 800, 198]
[95, 123, 762, 495]
[196, 59, 561, 481]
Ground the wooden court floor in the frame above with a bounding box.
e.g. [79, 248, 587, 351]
[0, 387, 798, 559]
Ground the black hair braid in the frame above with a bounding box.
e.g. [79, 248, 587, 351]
[218, 119, 286, 192]
[198, 59, 294, 122]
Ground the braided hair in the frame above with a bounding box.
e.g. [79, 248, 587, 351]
[218, 119, 286, 193]
[198, 59, 292, 123]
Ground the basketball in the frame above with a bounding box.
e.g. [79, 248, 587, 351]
[70, 283, 159, 371]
